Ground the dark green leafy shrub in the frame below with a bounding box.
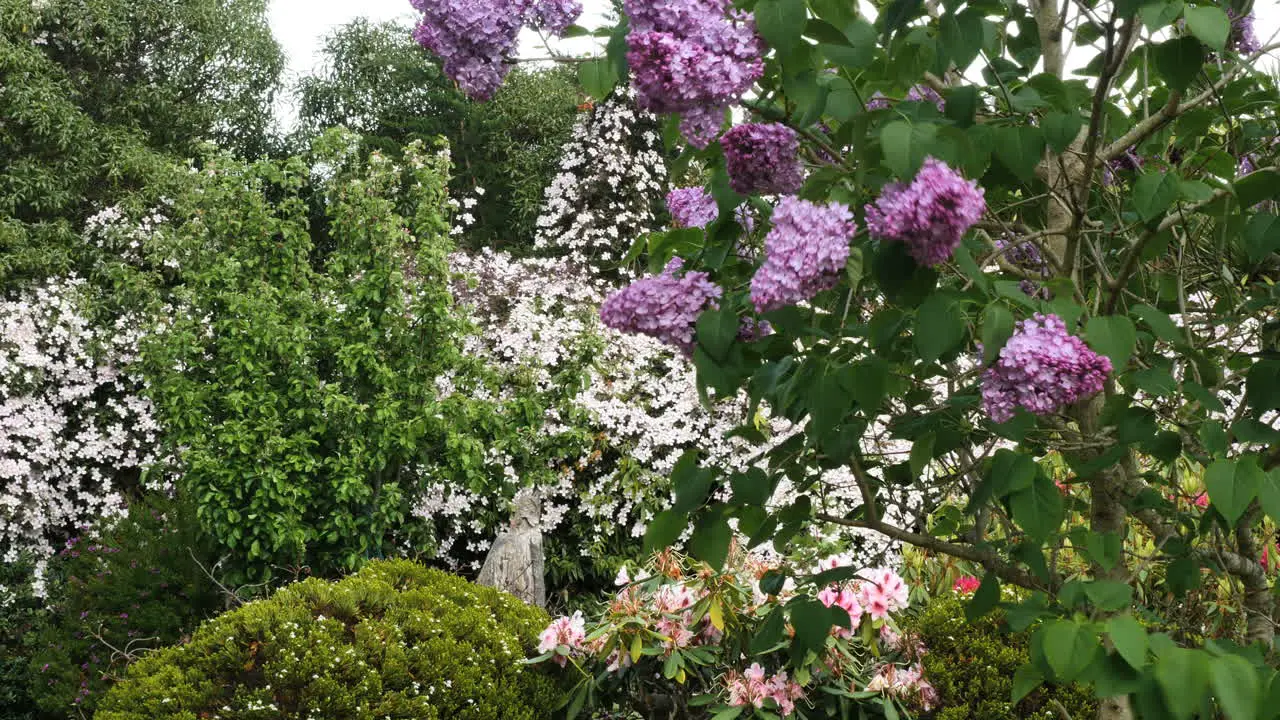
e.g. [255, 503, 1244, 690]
[0, 560, 44, 720]
[28, 495, 222, 717]
[95, 559, 565, 720]
[905, 595, 1095, 720]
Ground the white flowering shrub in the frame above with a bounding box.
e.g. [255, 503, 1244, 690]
[432, 247, 907, 595]
[0, 277, 159, 593]
[533, 89, 668, 274]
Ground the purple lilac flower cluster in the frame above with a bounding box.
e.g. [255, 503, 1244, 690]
[600, 257, 722, 354]
[721, 123, 804, 196]
[906, 84, 945, 112]
[1102, 147, 1144, 186]
[738, 317, 773, 341]
[865, 157, 985, 267]
[865, 92, 891, 111]
[667, 187, 719, 228]
[996, 236, 1051, 298]
[624, 0, 764, 147]
[981, 313, 1112, 423]
[411, 0, 582, 100]
[1229, 11, 1260, 55]
[750, 197, 857, 312]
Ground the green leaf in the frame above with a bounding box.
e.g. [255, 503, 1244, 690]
[1153, 37, 1205, 92]
[881, 0, 924, 40]
[1132, 171, 1181, 222]
[990, 448, 1038, 498]
[710, 707, 745, 720]
[1041, 620, 1100, 682]
[790, 597, 833, 659]
[1247, 359, 1280, 412]
[909, 432, 936, 478]
[1085, 315, 1137, 370]
[944, 85, 979, 128]
[644, 509, 687, 552]
[1133, 304, 1183, 343]
[1204, 457, 1263, 527]
[671, 451, 713, 513]
[1242, 214, 1280, 264]
[914, 292, 967, 363]
[1085, 531, 1124, 571]
[1211, 654, 1260, 720]
[845, 246, 865, 288]
[939, 10, 983, 70]
[1155, 648, 1210, 720]
[1140, 0, 1184, 30]
[1182, 5, 1230, 52]
[981, 303, 1015, 364]
[1236, 169, 1280, 207]
[965, 573, 1000, 621]
[824, 76, 859, 121]
[993, 125, 1046, 182]
[1042, 111, 1083, 153]
[578, 59, 618, 101]
[755, 0, 807, 53]
[1012, 664, 1044, 704]
[881, 121, 938, 178]
[732, 468, 774, 507]
[696, 305, 740, 362]
[1257, 469, 1280, 526]
[688, 513, 733, 569]
[1010, 474, 1066, 541]
[1108, 615, 1149, 670]
[820, 42, 875, 69]
[750, 607, 787, 654]
[565, 680, 589, 719]
[1085, 580, 1134, 611]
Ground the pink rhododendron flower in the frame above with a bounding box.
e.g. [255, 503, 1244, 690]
[859, 567, 910, 611]
[952, 575, 981, 594]
[538, 611, 587, 666]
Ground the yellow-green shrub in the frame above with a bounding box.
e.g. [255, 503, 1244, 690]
[94, 560, 564, 720]
[905, 595, 1096, 720]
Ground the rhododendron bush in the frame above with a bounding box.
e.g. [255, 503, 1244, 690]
[416, 0, 1280, 715]
[530, 549, 935, 719]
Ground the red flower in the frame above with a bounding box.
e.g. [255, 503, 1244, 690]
[952, 575, 980, 594]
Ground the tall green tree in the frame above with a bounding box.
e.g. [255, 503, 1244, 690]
[0, 0, 283, 285]
[294, 19, 580, 253]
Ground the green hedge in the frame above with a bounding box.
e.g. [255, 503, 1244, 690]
[906, 595, 1096, 720]
[95, 560, 565, 720]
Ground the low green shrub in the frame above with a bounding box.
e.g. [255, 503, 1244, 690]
[905, 595, 1096, 720]
[28, 495, 222, 716]
[95, 559, 565, 720]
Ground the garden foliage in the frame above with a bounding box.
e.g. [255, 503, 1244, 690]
[414, 0, 1280, 716]
[27, 495, 222, 717]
